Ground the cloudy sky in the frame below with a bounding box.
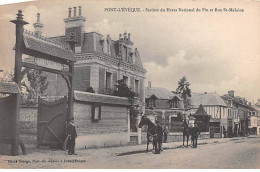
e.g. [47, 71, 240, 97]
[0, 0, 259, 102]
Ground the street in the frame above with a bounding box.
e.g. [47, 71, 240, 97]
[0, 136, 259, 169]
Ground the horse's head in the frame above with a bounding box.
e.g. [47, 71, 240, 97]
[138, 115, 149, 128]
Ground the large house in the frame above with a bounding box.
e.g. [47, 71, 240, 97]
[25, 7, 146, 102]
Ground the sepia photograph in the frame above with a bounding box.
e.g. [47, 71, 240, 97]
[0, 0, 259, 169]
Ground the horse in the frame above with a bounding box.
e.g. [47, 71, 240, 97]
[182, 119, 190, 148]
[138, 116, 163, 154]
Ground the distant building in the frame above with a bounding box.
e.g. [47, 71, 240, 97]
[190, 92, 228, 138]
[252, 99, 260, 135]
[145, 81, 185, 132]
[222, 90, 258, 136]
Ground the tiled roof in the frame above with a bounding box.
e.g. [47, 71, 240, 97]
[194, 104, 209, 116]
[74, 91, 131, 106]
[0, 82, 20, 94]
[23, 33, 76, 62]
[145, 87, 174, 99]
[190, 92, 227, 107]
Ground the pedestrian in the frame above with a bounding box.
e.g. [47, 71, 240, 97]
[67, 118, 77, 155]
[154, 120, 163, 154]
[163, 126, 169, 143]
[191, 123, 201, 148]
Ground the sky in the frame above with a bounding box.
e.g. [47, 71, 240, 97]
[0, 0, 259, 102]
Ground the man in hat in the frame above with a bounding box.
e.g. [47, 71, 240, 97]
[67, 118, 77, 155]
[154, 120, 164, 154]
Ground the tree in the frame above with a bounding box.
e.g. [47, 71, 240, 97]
[176, 76, 191, 110]
[26, 70, 49, 99]
[85, 86, 95, 93]
[113, 79, 136, 101]
[113, 79, 138, 131]
[0, 71, 14, 82]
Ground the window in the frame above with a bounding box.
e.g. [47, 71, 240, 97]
[92, 103, 101, 122]
[106, 72, 112, 89]
[75, 45, 82, 53]
[124, 46, 128, 61]
[134, 79, 139, 93]
[123, 76, 128, 85]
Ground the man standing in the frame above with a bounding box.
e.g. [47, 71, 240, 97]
[154, 120, 163, 154]
[191, 123, 201, 148]
[67, 118, 77, 155]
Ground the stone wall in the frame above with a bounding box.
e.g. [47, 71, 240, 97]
[74, 92, 131, 149]
[20, 106, 38, 148]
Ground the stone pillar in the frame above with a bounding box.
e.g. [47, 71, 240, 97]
[137, 115, 142, 144]
[127, 108, 130, 142]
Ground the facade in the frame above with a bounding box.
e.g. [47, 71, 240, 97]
[252, 99, 260, 135]
[222, 90, 258, 137]
[24, 7, 146, 103]
[189, 92, 228, 138]
[145, 81, 185, 132]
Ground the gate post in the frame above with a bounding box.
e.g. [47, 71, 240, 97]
[10, 10, 28, 156]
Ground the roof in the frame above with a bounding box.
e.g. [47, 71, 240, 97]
[194, 104, 209, 116]
[0, 82, 20, 94]
[190, 92, 227, 107]
[23, 31, 76, 62]
[145, 87, 174, 99]
[74, 91, 131, 106]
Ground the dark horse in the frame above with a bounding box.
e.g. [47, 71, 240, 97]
[138, 116, 163, 154]
[182, 119, 190, 148]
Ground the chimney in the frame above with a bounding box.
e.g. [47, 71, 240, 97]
[78, 6, 82, 16]
[64, 6, 86, 46]
[249, 102, 252, 106]
[33, 13, 43, 36]
[228, 90, 234, 98]
[37, 13, 40, 22]
[73, 7, 77, 17]
[148, 81, 152, 89]
[128, 33, 131, 41]
[68, 8, 72, 18]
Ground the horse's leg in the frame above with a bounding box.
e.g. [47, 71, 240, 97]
[183, 134, 185, 147]
[158, 141, 161, 154]
[147, 135, 149, 152]
[186, 135, 189, 148]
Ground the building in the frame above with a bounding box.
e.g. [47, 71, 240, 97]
[252, 99, 260, 135]
[189, 92, 228, 138]
[222, 90, 258, 136]
[145, 81, 185, 133]
[22, 7, 146, 146]
[24, 7, 146, 102]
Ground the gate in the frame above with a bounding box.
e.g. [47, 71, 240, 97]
[209, 127, 215, 138]
[37, 97, 68, 149]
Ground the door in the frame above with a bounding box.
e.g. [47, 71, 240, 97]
[37, 97, 68, 149]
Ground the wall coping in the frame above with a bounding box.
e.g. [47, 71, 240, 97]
[74, 91, 131, 106]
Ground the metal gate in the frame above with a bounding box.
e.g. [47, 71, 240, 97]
[37, 96, 68, 149]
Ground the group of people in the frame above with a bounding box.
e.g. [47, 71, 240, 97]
[65, 118, 201, 155]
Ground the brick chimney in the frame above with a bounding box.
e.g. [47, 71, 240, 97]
[33, 13, 43, 36]
[64, 6, 86, 46]
[148, 81, 152, 89]
[228, 90, 234, 98]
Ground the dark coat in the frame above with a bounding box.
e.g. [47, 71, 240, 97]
[155, 124, 164, 142]
[190, 125, 201, 139]
[67, 122, 77, 139]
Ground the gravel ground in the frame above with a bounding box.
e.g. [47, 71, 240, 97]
[0, 136, 259, 169]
